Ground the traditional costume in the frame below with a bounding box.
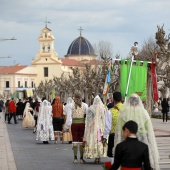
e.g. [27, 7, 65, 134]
[52, 97, 64, 143]
[33, 97, 41, 133]
[83, 95, 107, 163]
[65, 92, 86, 163]
[36, 100, 54, 143]
[110, 137, 151, 170]
[114, 94, 160, 170]
[22, 102, 35, 128]
[63, 97, 73, 143]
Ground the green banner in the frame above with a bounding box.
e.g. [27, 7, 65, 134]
[12, 92, 19, 99]
[120, 60, 148, 100]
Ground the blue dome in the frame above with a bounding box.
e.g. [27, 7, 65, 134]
[67, 36, 95, 55]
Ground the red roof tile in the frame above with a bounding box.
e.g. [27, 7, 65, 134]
[88, 59, 103, 65]
[60, 58, 83, 67]
[0, 64, 27, 74]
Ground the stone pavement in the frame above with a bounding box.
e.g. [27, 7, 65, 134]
[0, 112, 17, 170]
[1, 111, 170, 170]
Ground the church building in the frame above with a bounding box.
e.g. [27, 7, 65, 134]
[0, 26, 101, 99]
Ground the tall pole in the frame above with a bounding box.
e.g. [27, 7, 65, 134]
[124, 42, 138, 102]
[124, 55, 134, 102]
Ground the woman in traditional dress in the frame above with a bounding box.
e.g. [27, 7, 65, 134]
[83, 95, 107, 163]
[63, 97, 73, 143]
[114, 93, 160, 170]
[22, 102, 35, 128]
[36, 100, 54, 144]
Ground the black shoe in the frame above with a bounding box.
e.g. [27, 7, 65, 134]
[45, 141, 49, 144]
[8, 122, 12, 124]
[43, 141, 46, 144]
[15, 122, 19, 124]
[69, 141, 72, 144]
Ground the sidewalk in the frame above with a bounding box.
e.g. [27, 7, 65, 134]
[151, 118, 170, 137]
[0, 112, 17, 170]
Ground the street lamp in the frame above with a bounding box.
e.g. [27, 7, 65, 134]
[0, 37, 17, 41]
[0, 56, 12, 59]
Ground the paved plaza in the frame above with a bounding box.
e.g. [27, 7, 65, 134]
[0, 112, 170, 170]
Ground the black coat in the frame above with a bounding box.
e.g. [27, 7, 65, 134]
[110, 137, 151, 170]
[161, 101, 169, 113]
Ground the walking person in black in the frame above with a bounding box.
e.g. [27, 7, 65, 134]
[16, 99, 24, 120]
[161, 98, 169, 123]
[33, 98, 41, 133]
[5, 100, 10, 122]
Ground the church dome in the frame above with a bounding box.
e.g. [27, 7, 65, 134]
[67, 36, 95, 55]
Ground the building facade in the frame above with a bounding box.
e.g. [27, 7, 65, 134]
[0, 26, 100, 99]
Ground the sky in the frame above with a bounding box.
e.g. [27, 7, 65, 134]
[0, 0, 170, 66]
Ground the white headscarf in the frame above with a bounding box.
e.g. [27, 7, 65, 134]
[64, 97, 74, 129]
[114, 93, 160, 170]
[23, 102, 31, 116]
[63, 97, 74, 116]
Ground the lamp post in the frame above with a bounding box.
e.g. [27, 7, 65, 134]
[0, 37, 17, 41]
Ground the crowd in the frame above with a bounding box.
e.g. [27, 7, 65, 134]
[2, 91, 169, 170]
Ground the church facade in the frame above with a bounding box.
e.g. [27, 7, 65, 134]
[0, 26, 100, 99]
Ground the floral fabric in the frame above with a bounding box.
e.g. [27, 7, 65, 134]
[84, 95, 107, 158]
[36, 100, 54, 141]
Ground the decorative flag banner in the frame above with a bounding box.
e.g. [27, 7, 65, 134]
[12, 93, 19, 99]
[103, 61, 112, 96]
[149, 62, 159, 102]
[26, 89, 33, 97]
[120, 60, 148, 101]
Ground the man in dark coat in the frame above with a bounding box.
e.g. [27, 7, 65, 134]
[110, 120, 151, 170]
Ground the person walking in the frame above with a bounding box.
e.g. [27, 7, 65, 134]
[161, 98, 169, 123]
[114, 93, 160, 170]
[103, 91, 123, 163]
[22, 102, 35, 128]
[110, 120, 151, 170]
[8, 98, 18, 124]
[33, 98, 41, 133]
[16, 99, 24, 120]
[63, 97, 73, 143]
[52, 97, 64, 143]
[71, 92, 86, 163]
[36, 100, 54, 144]
[83, 95, 107, 163]
[4, 99, 10, 122]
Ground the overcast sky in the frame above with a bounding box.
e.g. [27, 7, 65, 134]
[0, 0, 170, 66]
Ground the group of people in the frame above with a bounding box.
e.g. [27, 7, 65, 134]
[57, 91, 159, 170]
[2, 91, 161, 170]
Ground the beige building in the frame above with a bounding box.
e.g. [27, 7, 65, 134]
[0, 26, 101, 99]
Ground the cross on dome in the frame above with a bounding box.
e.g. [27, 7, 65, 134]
[78, 27, 84, 37]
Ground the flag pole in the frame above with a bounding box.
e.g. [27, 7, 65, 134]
[124, 42, 138, 102]
[124, 55, 134, 102]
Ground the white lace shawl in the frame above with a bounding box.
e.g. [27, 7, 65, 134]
[114, 94, 160, 170]
[84, 95, 106, 145]
[37, 100, 52, 131]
